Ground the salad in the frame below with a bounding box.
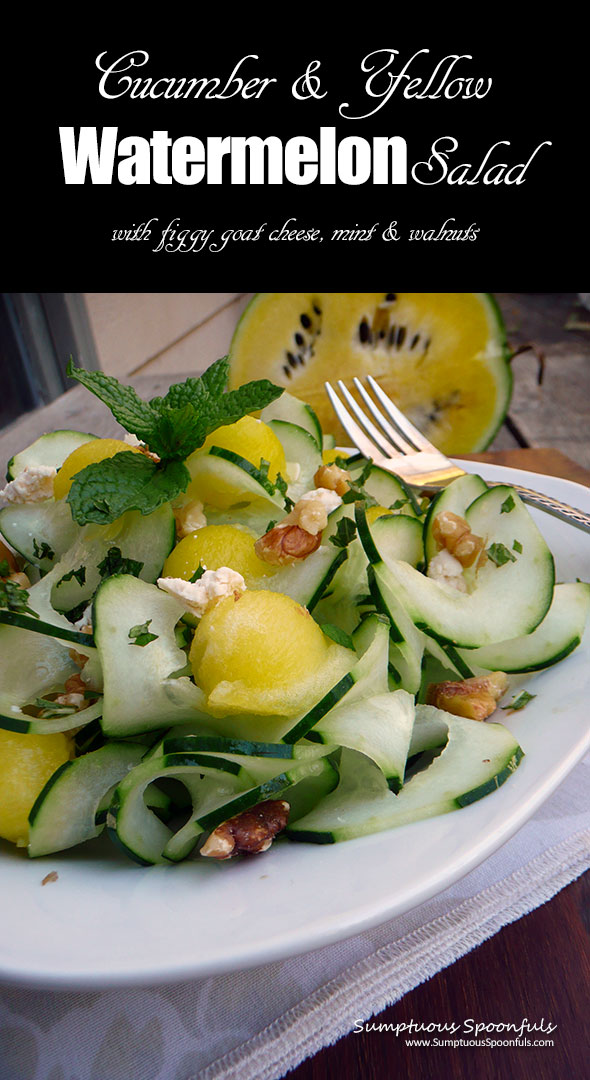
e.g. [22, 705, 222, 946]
[0, 358, 588, 864]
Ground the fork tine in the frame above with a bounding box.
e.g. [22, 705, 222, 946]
[324, 382, 388, 465]
[336, 381, 404, 460]
[352, 378, 417, 455]
[366, 376, 439, 453]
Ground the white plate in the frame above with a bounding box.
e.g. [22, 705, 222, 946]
[1, 462, 589, 989]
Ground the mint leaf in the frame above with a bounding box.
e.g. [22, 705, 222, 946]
[265, 520, 277, 533]
[500, 494, 516, 514]
[501, 690, 536, 712]
[513, 539, 523, 553]
[0, 579, 38, 617]
[56, 565, 86, 588]
[320, 623, 355, 650]
[67, 359, 158, 444]
[329, 518, 357, 549]
[97, 547, 144, 580]
[128, 619, 158, 647]
[67, 452, 190, 525]
[390, 498, 409, 511]
[153, 356, 231, 411]
[189, 564, 205, 583]
[486, 542, 517, 567]
[32, 539, 55, 561]
[0, 559, 10, 577]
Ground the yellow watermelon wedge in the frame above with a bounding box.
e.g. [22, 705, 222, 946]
[229, 293, 511, 455]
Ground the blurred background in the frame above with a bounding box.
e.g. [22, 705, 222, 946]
[1, 293, 589, 471]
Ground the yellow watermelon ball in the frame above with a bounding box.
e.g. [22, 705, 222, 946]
[189, 589, 351, 716]
[163, 524, 275, 586]
[0, 729, 72, 847]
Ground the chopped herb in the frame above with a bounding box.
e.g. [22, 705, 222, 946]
[329, 518, 357, 549]
[274, 472, 288, 497]
[500, 494, 516, 514]
[56, 565, 86, 588]
[419, 497, 431, 514]
[258, 458, 270, 483]
[189, 565, 205, 583]
[513, 539, 523, 553]
[0, 559, 10, 577]
[0, 579, 39, 617]
[97, 547, 144, 580]
[390, 497, 409, 511]
[265, 520, 277, 533]
[356, 458, 374, 485]
[64, 599, 90, 625]
[334, 455, 351, 470]
[65, 357, 283, 524]
[501, 690, 536, 712]
[128, 619, 159, 647]
[486, 542, 517, 567]
[32, 697, 78, 716]
[320, 623, 355, 650]
[32, 539, 55, 561]
[283, 496, 295, 513]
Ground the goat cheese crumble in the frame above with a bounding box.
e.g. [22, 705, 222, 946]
[0, 465, 57, 504]
[427, 548, 467, 592]
[157, 567, 246, 618]
[290, 487, 342, 535]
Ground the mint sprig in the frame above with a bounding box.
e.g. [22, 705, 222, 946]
[65, 358, 283, 524]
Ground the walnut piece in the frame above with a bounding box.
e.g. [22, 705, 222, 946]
[431, 511, 486, 568]
[255, 524, 321, 566]
[426, 671, 509, 721]
[314, 463, 350, 496]
[200, 799, 290, 860]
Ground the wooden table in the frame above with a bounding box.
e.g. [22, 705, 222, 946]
[1, 302, 589, 1079]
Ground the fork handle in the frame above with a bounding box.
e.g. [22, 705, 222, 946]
[487, 482, 590, 534]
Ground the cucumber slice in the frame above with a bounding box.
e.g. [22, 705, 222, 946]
[187, 448, 285, 511]
[7, 430, 97, 481]
[357, 507, 424, 568]
[284, 613, 390, 743]
[347, 461, 420, 518]
[164, 755, 338, 862]
[369, 487, 555, 647]
[256, 542, 347, 612]
[408, 704, 450, 756]
[260, 391, 322, 450]
[27, 742, 145, 856]
[266, 420, 322, 501]
[288, 712, 523, 843]
[94, 575, 209, 737]
[423, 473, 488, 567]
[0, 499, 79, 571]
[306, 689, 415, 792]
[50, 504, 175, 613]
[457, 582, 590, 673]
[108, 753, 253, 865]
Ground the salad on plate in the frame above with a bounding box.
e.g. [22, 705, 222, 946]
[0, 358, 588, 866]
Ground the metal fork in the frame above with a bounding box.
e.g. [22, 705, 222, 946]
[325, 376, 590, 533]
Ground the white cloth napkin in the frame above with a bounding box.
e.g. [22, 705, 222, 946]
[1, 757, 588, 1080]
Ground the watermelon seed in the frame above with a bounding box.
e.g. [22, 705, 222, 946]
[295, 332, 304, 346]
[300, 313, 312, 329]
[423, 338, 431, 352]
[313, 304, 322, 315]
[359, 320, 370, 343]
[385, 293, 397, 302]
[286, 352, 298, 368]
[396, 326, 406, 348]
[410, 333, 420, 350]
[282, 365, 292, 378]
[388, 325, 396, 346]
